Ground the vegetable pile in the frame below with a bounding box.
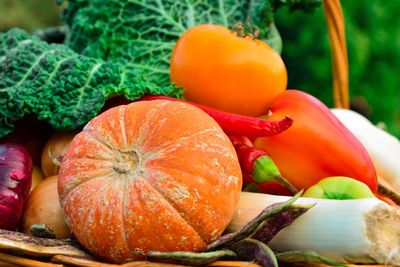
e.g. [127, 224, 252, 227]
[1, 0, 400, 267]
[0, 0, 309, 138]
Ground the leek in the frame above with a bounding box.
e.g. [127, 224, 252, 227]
[229, 192, 400, 265]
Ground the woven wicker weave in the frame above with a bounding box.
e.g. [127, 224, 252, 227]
[323, 0, 349, 109]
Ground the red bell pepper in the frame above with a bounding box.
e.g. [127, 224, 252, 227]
[254, 90, 378, 192]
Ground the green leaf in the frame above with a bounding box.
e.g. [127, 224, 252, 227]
[0, 28, 179, 137]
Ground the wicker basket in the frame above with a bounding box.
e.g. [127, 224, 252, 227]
[323, 0, 349, 109]
[0, 0, 389, 266]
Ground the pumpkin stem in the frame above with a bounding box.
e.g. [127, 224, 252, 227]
[113, 150, 140, 174]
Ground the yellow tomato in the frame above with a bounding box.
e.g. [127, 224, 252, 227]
[170, 24, 287, 117]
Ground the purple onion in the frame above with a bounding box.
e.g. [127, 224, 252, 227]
[0, 143, 32, 230]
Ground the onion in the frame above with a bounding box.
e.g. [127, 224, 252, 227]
[41, 131, 76, 178]
[21, 175, 70, 239]
[30, 165, 44, 192]
[0, 143, 32, 230]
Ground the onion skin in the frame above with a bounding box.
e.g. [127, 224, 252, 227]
[22, 175, 70, 239]
[0, 143, 32, 230]
[41, 131, 76, 178]
[30, 165, 44, 192]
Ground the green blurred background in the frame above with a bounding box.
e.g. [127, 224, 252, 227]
[1, 0, 399, 138]
[275, 1, 400, 139]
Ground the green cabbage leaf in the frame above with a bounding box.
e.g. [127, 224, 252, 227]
[0, 28, 178, 137]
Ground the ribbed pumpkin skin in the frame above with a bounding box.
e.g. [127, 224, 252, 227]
[58, 100, 242, 263]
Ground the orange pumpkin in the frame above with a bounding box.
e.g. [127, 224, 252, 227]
[58, 100, 242, 263]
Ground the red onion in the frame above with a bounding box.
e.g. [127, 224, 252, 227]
[0, 143, 32, 230]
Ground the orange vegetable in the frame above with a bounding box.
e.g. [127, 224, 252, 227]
[58, 100, 242, 263]
[22, 175, 70, 239]
[170, 24, 287, 117]
[41, 131, 77, 178]
[254, 90, 377, 192]
[30, 165, 44, 191]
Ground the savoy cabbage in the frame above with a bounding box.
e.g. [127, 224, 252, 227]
[0, 28, 177, 137]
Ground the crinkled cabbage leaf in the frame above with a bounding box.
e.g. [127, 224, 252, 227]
[0, 29, 178, 137]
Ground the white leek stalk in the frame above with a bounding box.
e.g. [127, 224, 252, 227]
[331, 108, 400, 186]
[228, 192, 400, 265]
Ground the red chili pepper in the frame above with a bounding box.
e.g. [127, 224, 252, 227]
[229, 136, 298, 195]
[140, 95, 292, 138]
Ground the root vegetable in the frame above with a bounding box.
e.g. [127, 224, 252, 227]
[22, 175, 70, 239]
[0, 144, 32, 230]
[41, 131, 77, 178]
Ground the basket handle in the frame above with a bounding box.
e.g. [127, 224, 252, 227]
[323, 0, 349, 109]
